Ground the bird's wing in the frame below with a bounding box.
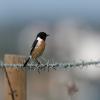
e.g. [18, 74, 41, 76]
[30, 39, 38, 55]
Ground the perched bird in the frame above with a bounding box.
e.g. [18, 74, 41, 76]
[23, 32, 49, 67]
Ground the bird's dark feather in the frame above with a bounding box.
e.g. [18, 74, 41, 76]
[23, 40, 38, 67]
[30, 39, 38, 55]
[23, 57, 30, 67]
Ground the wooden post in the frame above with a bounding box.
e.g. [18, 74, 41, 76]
[4, 54, 26, 100]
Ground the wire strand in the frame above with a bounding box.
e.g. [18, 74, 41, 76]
[0, 60, 100, 71]
[3, 67, 15, 100]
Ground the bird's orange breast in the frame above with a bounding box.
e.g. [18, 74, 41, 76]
[32, 41, 45, 59]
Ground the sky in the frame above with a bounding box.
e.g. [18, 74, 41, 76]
[0, 0, 100, 23]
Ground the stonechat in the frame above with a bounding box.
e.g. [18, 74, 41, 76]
[23, 32, 49, 67]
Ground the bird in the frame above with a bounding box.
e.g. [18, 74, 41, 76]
[23, 32, 49, 67]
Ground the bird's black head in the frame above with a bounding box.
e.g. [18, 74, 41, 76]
[37, 32, 49, 41]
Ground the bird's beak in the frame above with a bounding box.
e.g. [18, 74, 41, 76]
[47, 34, 50, 37]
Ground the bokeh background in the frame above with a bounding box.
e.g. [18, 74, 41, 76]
[0, 0, 100, 100]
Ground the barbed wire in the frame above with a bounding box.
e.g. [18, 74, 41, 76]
[0, 60, 100, 72]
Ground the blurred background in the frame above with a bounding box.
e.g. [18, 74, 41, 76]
[0, 0, 100, 100]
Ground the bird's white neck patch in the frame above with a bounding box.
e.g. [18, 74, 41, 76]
[37, 37, 43, 42]
[36, 37, 43, 46]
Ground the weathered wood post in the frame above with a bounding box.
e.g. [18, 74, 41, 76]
[4, 54, 26, 100]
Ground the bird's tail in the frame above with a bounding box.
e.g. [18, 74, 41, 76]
[23, 57, 30, 67]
